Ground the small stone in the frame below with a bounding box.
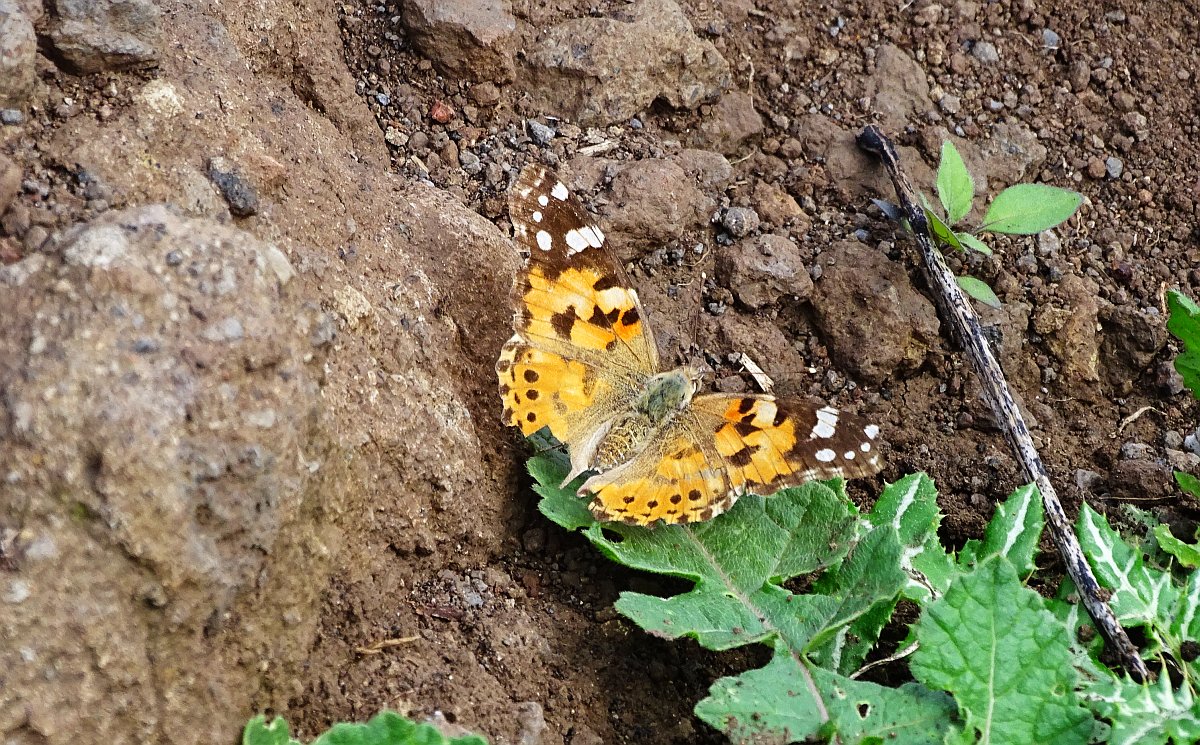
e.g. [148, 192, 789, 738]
[203, 317, 245, 342]
[207, 157, 259, 217]
[375, 92, 390, 106]
[971, 40, 999, 64]
[1069, 60, 1091, 91]
[526, 119, 554, 146]
[1165, 430, 1184, 450]
[938, 94, 961, 114]
[430, 100, 453, 123]
[1104, 156, 1123, 179]
[1119, 441, 1153, 461]
[470, 82, 500, 107]
[721, 206, 760, 238]
[3, 579, 30, 604]
[1041, 28, 1061, 48]
[0, 109, 23, 125]
[1184, 429, 1200, 455]
[1085, 157, 1107, 180]
[408, 131, 430, 151]
[384, 128, 409, 147]
[1075, 469, 1104, 492]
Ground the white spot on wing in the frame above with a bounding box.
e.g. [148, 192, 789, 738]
[536, 230, 553, 251]
[594, 226, 605, 243]
[565, 229, 589, 254]
[815, 448, 836, 463]
[551, 182, 569, 201]
[532, 211, 542, 223]
[860, 442, 871, 452]
[844, 451, 856, 460]
[811, 420, 837, 439]
[579, 225, 604, 247]
[538, 194, 549, 207]
[864, 424, 880, 439]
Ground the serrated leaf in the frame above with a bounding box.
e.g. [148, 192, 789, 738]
[937, 141, 974, 223]
[956, 276, 1002, 309]
[974, 483, 1044, 577]
[870, 473, 955, 602]
[1155, 524, 1200, 569]
[1081, 673, 1200, 745]
[1167, 290, 1200, 400]
[531, 455, 900, 652]
[1076, 504, 1179, 638]
[696, 649, 956, 744]
[956, 232, 993, 255]
[910, 557, 1095, 745]
[924, 204, 964, 251]
[982, 184, 1083, 235]
[243, 713, 489, 745]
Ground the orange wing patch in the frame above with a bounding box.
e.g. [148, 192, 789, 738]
[496, 336, 597, 440]
[519, 266, 646, 354]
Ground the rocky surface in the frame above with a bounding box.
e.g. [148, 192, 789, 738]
[0, 0, 1198, 743]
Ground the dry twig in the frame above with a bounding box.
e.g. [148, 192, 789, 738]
[856, 124, 1150, 683]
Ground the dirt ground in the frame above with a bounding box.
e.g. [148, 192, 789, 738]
[1, 0, 1198, 744]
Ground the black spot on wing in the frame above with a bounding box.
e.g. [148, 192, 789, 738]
[523, 369, 539, 383]
[550, 307, 576, 338]
[728, 446, 758, 467]
[737, 398, 755, 415]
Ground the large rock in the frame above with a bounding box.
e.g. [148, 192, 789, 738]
[44, 0, 161, 73]
[600, 157, 716, 259]
[810, 240, 940, 383]
[715, 233, 813, 309]
[688, 90, 764, 155]
[400, 0, 517, 83]
[0, 206, 339, 743]
[521, 0, 730, 126]
[0, 0, 37, 107]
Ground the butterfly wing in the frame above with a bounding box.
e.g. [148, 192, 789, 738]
[582, 395, 883, 525]
[497, 165, 658, 454]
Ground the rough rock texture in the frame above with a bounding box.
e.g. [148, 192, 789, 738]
[796, 113, 935, 199]
[0, 0, 37, 107]
[0, 206, 338, 744]
[810, 240, 940, 384]
[1032, 274, 1102, 386]
[976, 121, 1048, 188]
[688, 90, 764, 155]
[43, 0, 161, 73]
[521, 0, 730, 126]
[400, 0, 517, 83]
[866, 44, 931, 131]
[715, 234, 812, 309]
[600, 157, 716, 259]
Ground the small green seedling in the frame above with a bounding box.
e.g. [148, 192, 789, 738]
[242, 711, 488, 745]
[879, 141, 1085, 309]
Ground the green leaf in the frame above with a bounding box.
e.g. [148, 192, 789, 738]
[956, 232, 993, 255]
[924, 204, 964, 251]
[869, 473, 955, 603]
[1155, 524, 1200, 569]
[1080, 673, 1200, 745]
[696, 650, 956, 744]
[982, 184, 1083, 235]
[973, 483, 1044, 577]
[937, 141, 975, 223]
[1167, 290, 1200, 400]
[910, 556, 1095, 745]
[243, 713, 489, 745]
[1178, 471, 1200, 499]
[956, 276, 1002, 309]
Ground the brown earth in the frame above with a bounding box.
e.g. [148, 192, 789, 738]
[0, 0, 1198, 744]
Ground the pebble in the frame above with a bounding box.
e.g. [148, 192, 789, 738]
[207, 157, 259, 217]
[972, 41, 999, 64]
[939, 94, 961, 114]
[1075, 469, 1104, 492]
[1085, 157, 1107, 180]
[1041, 29, 1061, 49]
[1105, 156, 1123, 179]
[720, 206, 760, 238]
[1119, 441, 1153, 461]
[1165, 430, 1184, 449]
[526, 119, 554, 146]
[0, 109, 23, 125]
[1185, 429, 1200, 456]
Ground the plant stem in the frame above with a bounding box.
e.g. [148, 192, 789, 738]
[856, 124, 1151, 683]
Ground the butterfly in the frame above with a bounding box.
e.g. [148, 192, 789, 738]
[496, 164, 884, 526]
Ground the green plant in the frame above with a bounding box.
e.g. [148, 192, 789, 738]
[242, 712, 488, 745]
[880, 141, 1084, 309]
[1167, 289, 1200, 501]
[530, 452, 1200, 744]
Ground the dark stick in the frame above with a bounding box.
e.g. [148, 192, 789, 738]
[856, 124, 1151, 683]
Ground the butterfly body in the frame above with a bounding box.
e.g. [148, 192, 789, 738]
[497, 164, 884, 526]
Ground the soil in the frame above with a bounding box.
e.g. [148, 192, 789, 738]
[1, 1, 1198, 744]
